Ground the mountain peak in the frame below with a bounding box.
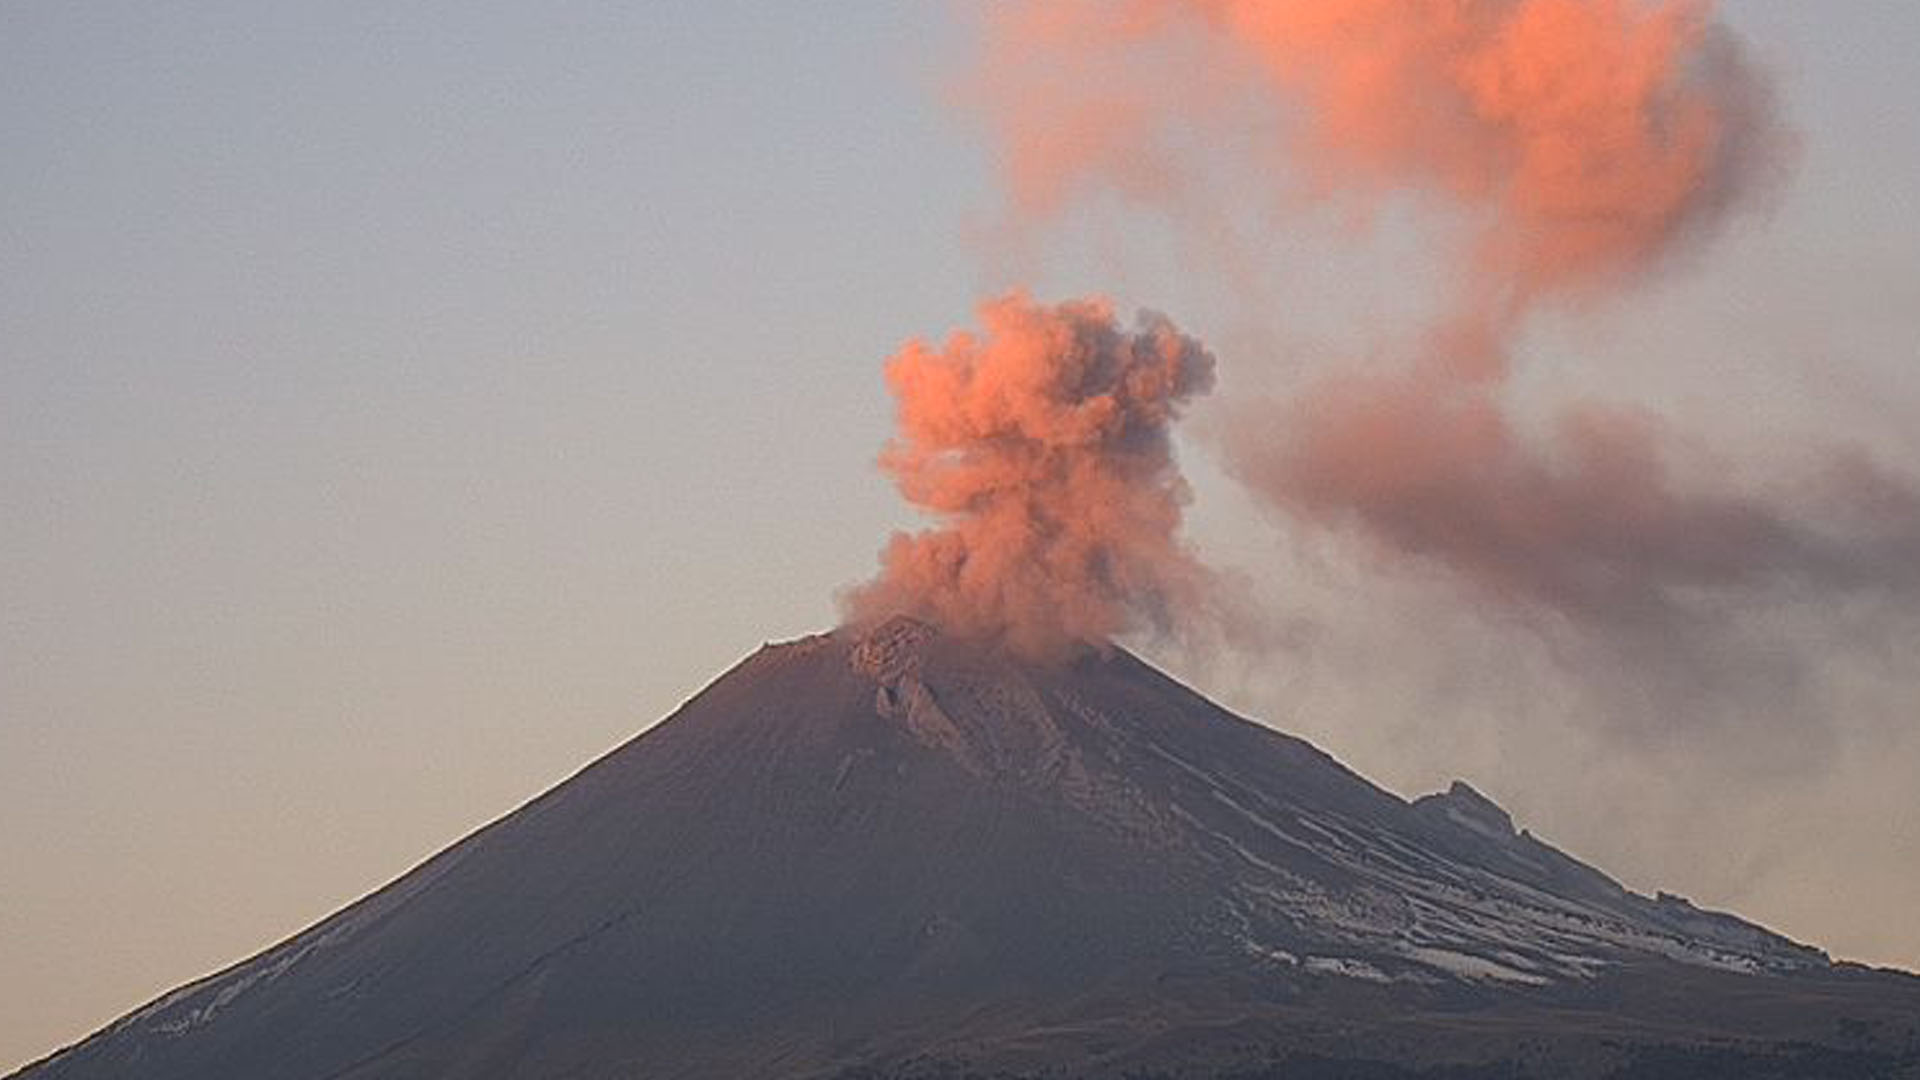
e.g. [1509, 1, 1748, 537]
[1414, 778, 1518, 841]
[848, 614, 940, 683]
[15, 626, 1911, 1080]
[843, 615, 1071, 780]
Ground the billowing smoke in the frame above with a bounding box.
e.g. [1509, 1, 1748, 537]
[962, 0, 1920, 645]
[981, 0, 1781, 302]
[844, 294, 1216, 658]
[1196, 0, 1781, 314]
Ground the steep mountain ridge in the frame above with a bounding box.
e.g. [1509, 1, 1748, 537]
[14, 618, 1916, 1079]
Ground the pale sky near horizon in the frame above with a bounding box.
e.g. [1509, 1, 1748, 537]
[5, 2, 1920, 1072]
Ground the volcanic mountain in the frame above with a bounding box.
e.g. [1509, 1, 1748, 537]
[16, 618, 1919, 1079]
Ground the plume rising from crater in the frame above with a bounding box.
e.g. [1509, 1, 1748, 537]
[843, 294, 1215, 659]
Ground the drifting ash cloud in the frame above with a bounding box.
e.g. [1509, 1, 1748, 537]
[983, 0, 1787, 318]
[1196, 0, 1785, 314]
[1242, 377, 1920, 636]
[844, 294, 1217, 660]
[963, 0, 1920, 669]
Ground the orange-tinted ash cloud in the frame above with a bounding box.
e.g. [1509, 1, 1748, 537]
[844, 294, 1216, 659]
[968, 0, 1920, 644]
[982, 0, 1783, 326]
[1198, 0, 1780, 309]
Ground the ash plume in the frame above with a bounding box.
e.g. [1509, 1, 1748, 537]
[1238, 379, 1920, 632]
[979, 0, 1785, 307]
[967, 0, 1920, 648]
[1195, 0, 1784, 316]
[844, 294, 1216, 659]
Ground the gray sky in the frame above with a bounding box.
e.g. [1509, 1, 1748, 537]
[4, 2, 1918, 1071]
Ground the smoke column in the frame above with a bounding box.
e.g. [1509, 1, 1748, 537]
[966, 0, 1920, 640]
[845, 294, 1216, 658]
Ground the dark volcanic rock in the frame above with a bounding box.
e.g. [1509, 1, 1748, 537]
[15, 618, 1919, 1079]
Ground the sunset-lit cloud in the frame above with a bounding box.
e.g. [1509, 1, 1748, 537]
[845, 293, 1216, 658]
[965, 0, 1920, 657]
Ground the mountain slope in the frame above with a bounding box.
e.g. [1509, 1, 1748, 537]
[15, 618, 1919, 1079]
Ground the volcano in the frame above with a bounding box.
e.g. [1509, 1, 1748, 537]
[15, 618, 1919, 1079]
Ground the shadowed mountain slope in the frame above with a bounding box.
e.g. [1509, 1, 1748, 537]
[15, 618, 1919, 1079]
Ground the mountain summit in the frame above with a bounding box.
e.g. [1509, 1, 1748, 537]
[16, 618, 1918, 1079]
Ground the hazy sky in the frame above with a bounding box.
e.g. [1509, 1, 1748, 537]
[4, 2, 1918, 1071]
